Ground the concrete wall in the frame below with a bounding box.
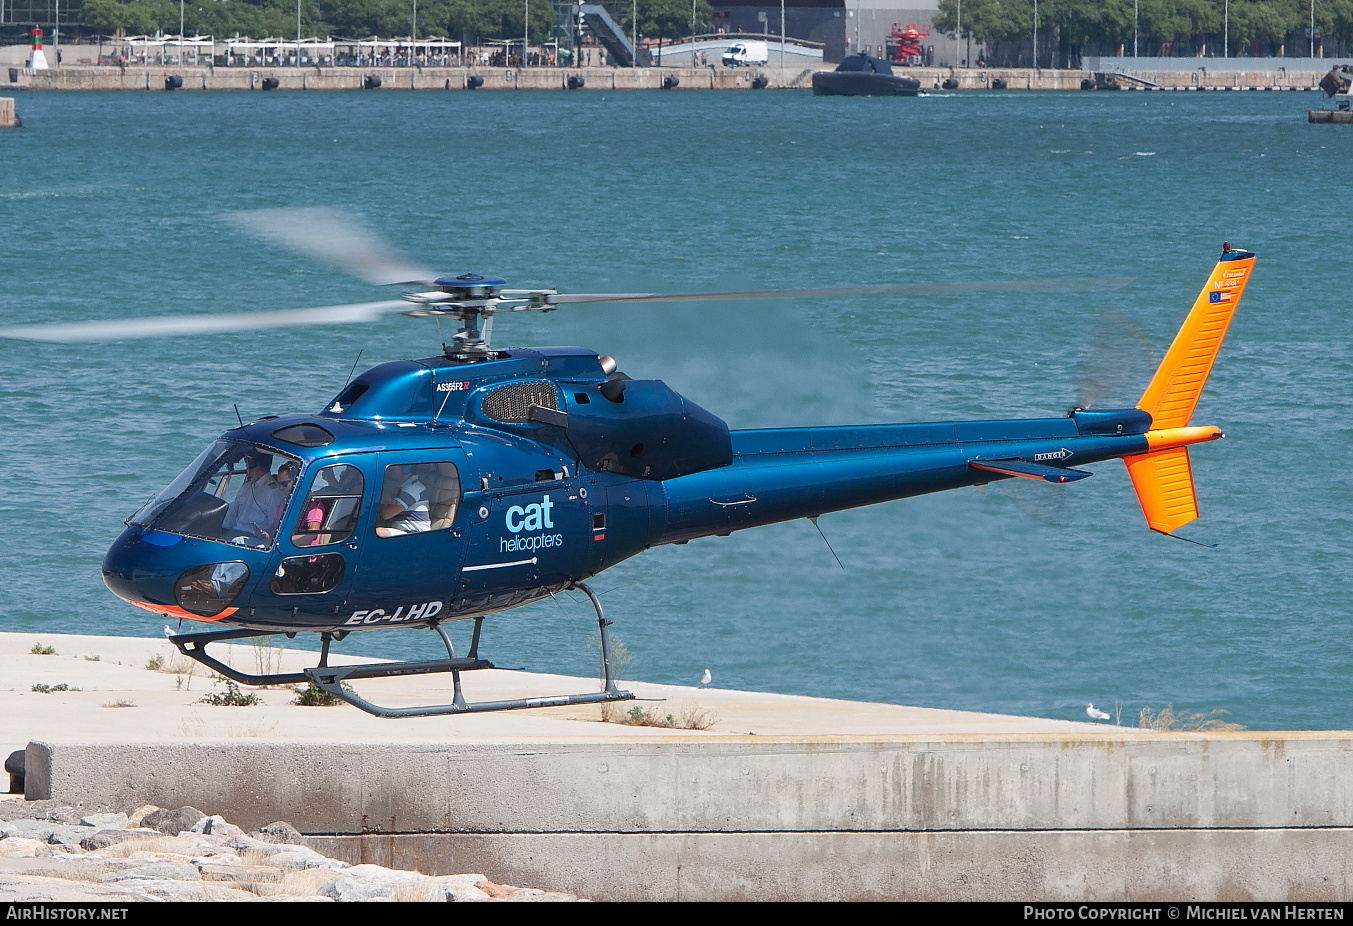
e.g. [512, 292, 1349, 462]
[7, 65, 812, 92]
[308, 830, 1353, 901]
[6, 64, 1326, 92]
[24, 734, 1353, 900]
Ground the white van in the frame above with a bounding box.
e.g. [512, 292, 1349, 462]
[721, 41, 769, 67]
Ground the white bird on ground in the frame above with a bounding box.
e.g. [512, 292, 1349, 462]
[699, 669, 712, 687]
[1085, 703, 1111, 722]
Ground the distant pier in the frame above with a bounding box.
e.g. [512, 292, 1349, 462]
[3, 63, 1333, 93]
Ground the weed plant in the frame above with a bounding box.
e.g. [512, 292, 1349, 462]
[199, 679, 261, 707]
[601, 703, 717, 730]
[290, 683, 344, 707]
[1137, 704, 1245, 732]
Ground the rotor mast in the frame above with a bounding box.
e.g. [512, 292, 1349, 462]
[400, 273, 556, 361]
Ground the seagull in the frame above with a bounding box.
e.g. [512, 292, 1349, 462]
[699, 669, 712, 688]
[1085, 703, 1111, 722]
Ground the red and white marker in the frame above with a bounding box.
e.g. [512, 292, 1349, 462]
[26, 28, 49, 70]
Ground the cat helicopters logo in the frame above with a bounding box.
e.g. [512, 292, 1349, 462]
[501, 495, 564, 553]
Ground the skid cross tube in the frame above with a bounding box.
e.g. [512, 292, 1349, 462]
[306, 582, 634, 718]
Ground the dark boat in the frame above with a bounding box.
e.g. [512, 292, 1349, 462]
[812, 54, 922, 97]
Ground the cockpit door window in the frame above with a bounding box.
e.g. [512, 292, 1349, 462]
[290, 464, 364, 547]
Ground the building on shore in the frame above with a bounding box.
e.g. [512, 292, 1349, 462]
[707, 0, 973, 65]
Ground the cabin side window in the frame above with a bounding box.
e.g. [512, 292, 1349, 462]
[291, 464, 364, 547]
[375, 462, 461, 538]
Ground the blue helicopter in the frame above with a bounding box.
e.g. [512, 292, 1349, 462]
[0, 212, 1256, 718]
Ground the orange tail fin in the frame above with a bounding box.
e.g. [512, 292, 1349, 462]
[1125, 246, 1255, 534]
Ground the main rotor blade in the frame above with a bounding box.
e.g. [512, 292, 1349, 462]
[0, 300, 410, 343]
[227, 208, 437, 287]
[545, 277, 1136, 306]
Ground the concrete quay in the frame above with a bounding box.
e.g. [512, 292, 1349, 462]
[6, 64, 813, 92]
[3, 63, 1331, 93]
[4, 631, 1353, 901]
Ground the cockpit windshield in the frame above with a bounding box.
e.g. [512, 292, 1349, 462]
[129, 440, 300, 549]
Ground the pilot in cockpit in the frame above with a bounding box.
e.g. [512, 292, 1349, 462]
[222, 451, 284, 544]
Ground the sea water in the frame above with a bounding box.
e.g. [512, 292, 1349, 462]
[1, 87, 1350, 729]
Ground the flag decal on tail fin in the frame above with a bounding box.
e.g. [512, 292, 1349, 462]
[1126, 246, 1255, 534]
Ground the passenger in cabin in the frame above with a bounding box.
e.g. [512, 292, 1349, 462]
[273, 461, 298, 517]
[376, 464, 431, 537]
[292, 464, 363, 547]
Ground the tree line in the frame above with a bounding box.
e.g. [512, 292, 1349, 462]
[931, 0, 1353, 64]
[75, 0, 711, 44]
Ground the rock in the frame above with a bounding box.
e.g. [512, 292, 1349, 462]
[0, 801, 583, 901]
[126, 805, 163, 828]
[2, 820, 87, 846]
[80, 812, 129, 830]
[80, 829, 154, 851]
[105, 861, 202, 882]
[190, 815, 244, 838]
[0, 871, 149, 903]
[198, 863, 284, 883]
[318, 876, 395, 902]
[251, 821, 304, 845]
[264, 849, 345, 870]
[111, 878, 258, 902]
[435, 874, 492, 902]
[333, 864, 443, 900]
[141, 806, 206, 835]
[0, 838, 51, 858]
[477, 879, 524, 898]
[308, 866, 446, 902]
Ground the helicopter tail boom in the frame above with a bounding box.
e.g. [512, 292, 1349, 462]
[1122, 245, 1255, 534]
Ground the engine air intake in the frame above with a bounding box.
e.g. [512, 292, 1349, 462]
[482, 381, 558, 423]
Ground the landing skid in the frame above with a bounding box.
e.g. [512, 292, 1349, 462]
[168, 581, 635, 719]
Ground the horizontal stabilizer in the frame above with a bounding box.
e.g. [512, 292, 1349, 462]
[969, 460, 1093, 483]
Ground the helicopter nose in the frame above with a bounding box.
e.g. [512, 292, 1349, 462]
[102, 528, 259, 621]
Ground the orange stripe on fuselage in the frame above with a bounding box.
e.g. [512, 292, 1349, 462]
[129, 600, 237, 622]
